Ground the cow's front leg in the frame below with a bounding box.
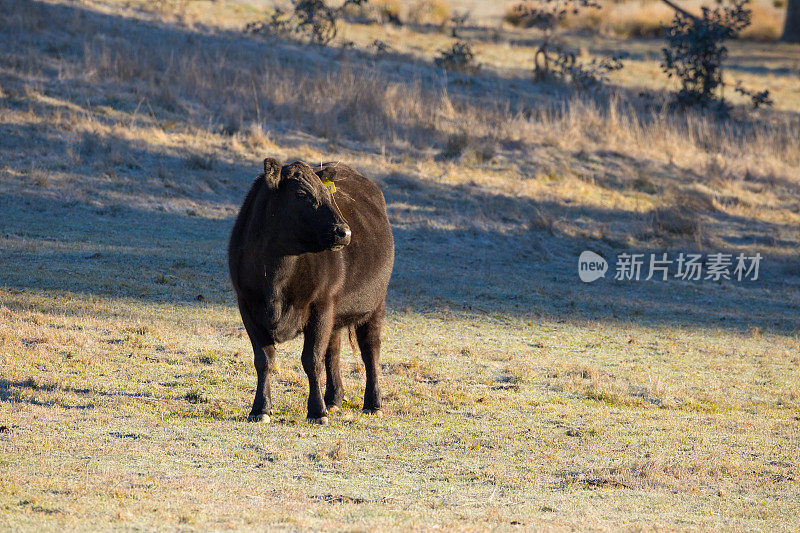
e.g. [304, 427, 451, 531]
[239, 300, 274, 423]
[302, 303, 334, 425]
[249, 343, 276, 422]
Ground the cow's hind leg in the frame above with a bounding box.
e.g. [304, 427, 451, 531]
[356, 303, 384, 415]
[324, 328, 345, 411]
[239, 300, 274, 423]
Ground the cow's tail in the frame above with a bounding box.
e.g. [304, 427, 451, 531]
[347, 325, 359, 354]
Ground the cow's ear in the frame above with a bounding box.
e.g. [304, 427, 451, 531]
[317, 165, 337, 183]
[262, 158, 282, 189]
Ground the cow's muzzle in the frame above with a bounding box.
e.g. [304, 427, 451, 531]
[330, 224, 351, 250]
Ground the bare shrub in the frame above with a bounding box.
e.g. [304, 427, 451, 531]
[504, 1, 623, 87]
[246, 0, 367, 45]
[553, 51, 624, 89]
[245, 10, 296, 40]
[434, 41, 479, 73]
[503, 2, 536, 27]
[293, 0, 340, 44]
[449, 11, 470, 37]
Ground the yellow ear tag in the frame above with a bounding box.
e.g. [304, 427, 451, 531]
[324, 180, 336, 194]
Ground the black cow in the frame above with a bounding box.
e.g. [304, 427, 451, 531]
[228, 159, 394, 424]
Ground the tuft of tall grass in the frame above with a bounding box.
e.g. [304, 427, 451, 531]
[371, 0, 403, 23]
[408, 0, 452, 27]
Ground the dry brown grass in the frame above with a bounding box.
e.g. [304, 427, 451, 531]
[70, 4, 795, 170]
[72, 20, 800, 185]
[408, 0, 453, 26]
[369, 0, 403, 22]
[583, 0, 674, 38]
[505, 0, 784, 40]
[741, 0, 785, 40]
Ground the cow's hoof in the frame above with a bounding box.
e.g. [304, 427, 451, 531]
[362, 409, 383, 417]
[325, 395, 347, 413]
[247, 413, 270, 423]
[307, 416, 329, 426]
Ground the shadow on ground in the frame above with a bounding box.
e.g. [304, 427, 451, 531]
[2, 167, 798, 337]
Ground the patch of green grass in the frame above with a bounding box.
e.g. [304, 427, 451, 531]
[585, 386, 645, 408]
[185, 390, 210, 404]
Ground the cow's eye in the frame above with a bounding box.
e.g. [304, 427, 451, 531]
[295, 191, 307, 199]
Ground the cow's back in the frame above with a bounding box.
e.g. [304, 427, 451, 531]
[228, 174, 266, 293]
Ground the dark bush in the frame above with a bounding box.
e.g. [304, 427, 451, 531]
[435, 41, 480, 73]
[661, 0, 772, 110]
[503, 1, 622, 88]
[245, 0, 366, 45]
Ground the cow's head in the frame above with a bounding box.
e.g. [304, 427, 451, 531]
[262, 158, 351, 254]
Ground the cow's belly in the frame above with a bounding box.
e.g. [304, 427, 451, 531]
[265, 304, 306, 344]
[332, 310, 373, 330]
[333, 283, 386, 326]
[269, 322, 303, 344]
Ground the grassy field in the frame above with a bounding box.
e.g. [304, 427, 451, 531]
[1, 0, 799, 530]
